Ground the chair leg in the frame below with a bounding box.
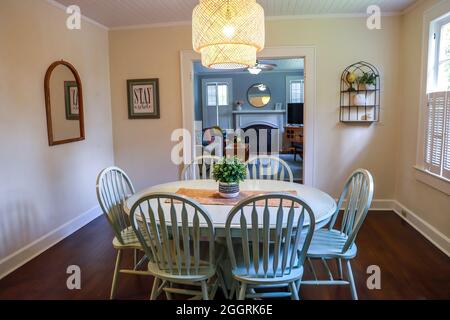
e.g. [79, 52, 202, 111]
[150, 277, 161, 300]
[289, 282, 299, 300]
[133, 249, 138, 269]
[217, 269, 229, 299]
[346, 260, 358, 300]
[110, 249, 122, 300]
[337, 258, 343, 279]
[201, 281, 209, 300]
[165, 283, 173, 300]
[229, 281, 237, 300]
[307, 257, 318, 280]
[238, 283, 247, 300]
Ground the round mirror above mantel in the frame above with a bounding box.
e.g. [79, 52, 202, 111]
[247, 83, 271, 108]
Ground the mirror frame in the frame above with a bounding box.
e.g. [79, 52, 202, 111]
[247, 83, 272, 108]
[44, 60, 85, 146]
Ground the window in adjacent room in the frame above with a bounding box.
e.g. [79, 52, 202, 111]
[289, 79, 304, 103]
[202, 79, 232, 129]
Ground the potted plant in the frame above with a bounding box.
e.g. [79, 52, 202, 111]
[212, 156, 247, 198]
[357, 72, 378, 90]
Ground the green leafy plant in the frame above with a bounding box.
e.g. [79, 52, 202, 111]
[357, 72, 378, 86]
[212, 156, 247, 184]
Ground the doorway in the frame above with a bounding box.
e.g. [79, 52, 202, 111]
[181, 46, 317, 186]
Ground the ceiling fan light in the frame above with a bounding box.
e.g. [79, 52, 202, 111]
[192, 0, 265, 70]
[248, 67, 262, 75]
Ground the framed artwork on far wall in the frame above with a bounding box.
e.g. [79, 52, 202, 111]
[127, 78, 160, 119]
[64, 81, 79, 120]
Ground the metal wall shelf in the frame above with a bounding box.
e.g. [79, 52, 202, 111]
[340, 61, 380, 123]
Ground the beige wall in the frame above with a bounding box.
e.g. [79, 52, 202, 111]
[396, 0, 450, 237]
[0, 0, 114, 259]
[109, 17, 401, 198]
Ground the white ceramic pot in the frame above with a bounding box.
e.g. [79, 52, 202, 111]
[353, 94, 366, 106]
[218, 182, 240, 198]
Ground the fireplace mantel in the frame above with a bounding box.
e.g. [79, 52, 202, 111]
[233, 109, 286, 130]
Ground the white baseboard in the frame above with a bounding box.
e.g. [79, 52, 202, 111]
[0, 206, 102, 280]
[339, 199, 449, 257]
[390, 200, 450, 257]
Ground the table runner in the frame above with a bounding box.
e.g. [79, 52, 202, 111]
[173, 188, 299, 207]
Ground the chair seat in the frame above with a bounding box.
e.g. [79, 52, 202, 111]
[147, 261, 216, 282]
[112, 226, 141, 249]
[231, 244, 304, 284]
[306, 229, 357, 259]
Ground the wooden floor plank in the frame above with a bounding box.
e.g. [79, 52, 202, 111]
[0, 211, 448, 300]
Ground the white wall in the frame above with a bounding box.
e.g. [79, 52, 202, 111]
[396, 0, 450, 238]
[0, 0, 114, 261]
[109, 16, 401, 198]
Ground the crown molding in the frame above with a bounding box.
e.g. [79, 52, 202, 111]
[110, 11, 404, 31]
[45, 0, 109, 31]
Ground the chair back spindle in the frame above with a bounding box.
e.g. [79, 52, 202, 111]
[225, 194, 315, 279]
[181, 155, 221, 180]
[130, 193, 215, 276]
[96, 167, 135, 244]
[246, 156, 293, 183]
[328, 169, 374, 252]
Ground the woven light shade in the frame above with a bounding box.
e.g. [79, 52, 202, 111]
[192, 0, 265, 69]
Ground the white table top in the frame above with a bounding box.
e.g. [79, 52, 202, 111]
[125, 180, 336, 230]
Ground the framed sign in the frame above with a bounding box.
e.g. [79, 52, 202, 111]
[64, 81, 79, 120]
[127, 78, 160, 119]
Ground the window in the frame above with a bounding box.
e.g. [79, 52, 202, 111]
[423, 13, 450, 182]
[206, 83, 229, 106]
[289, 80, 304, 103]
[202, 78, 232, 129]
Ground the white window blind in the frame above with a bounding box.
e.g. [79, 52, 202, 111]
[425, 91, 450, 179]
[290, 80, 304, 103]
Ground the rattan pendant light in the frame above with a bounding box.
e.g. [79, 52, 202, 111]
[192, 0, 265, 69]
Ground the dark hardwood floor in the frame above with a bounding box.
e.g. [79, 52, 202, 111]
[0, 211, 448, 300]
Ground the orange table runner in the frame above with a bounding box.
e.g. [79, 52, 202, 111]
[173, 188, 298, 207]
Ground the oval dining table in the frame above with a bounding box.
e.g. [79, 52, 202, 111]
[124, 179, 337, 234]
[124, 179, 337, 290]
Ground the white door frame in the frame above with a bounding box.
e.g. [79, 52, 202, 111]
[180, 46, 317, 186]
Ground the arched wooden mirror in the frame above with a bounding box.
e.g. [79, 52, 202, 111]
[44, 60, 85, 146]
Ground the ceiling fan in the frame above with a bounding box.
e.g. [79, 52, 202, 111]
[247, 60, 277, 75]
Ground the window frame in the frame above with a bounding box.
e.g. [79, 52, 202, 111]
[289, 79, 304, 103]
[201, 78, 233, 129]
[416, 2, 450, 195]
[285, 75, 304, 105]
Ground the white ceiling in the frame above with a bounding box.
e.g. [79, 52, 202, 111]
[53, 0, 418, 29]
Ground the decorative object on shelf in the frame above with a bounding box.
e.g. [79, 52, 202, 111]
[212, 156, 246, 198]
[275, 102, 283, 110]
[127, 78, 160, 119]
[340, 61, 380, 123]
[192, 0, 265, 69]
[235, 100, 244, 111]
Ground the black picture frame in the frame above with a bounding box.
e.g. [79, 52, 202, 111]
[127, 78, 160, 119]
[64, 81, 79, 120]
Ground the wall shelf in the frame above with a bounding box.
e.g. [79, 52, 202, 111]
[340, 61, 380, 123]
